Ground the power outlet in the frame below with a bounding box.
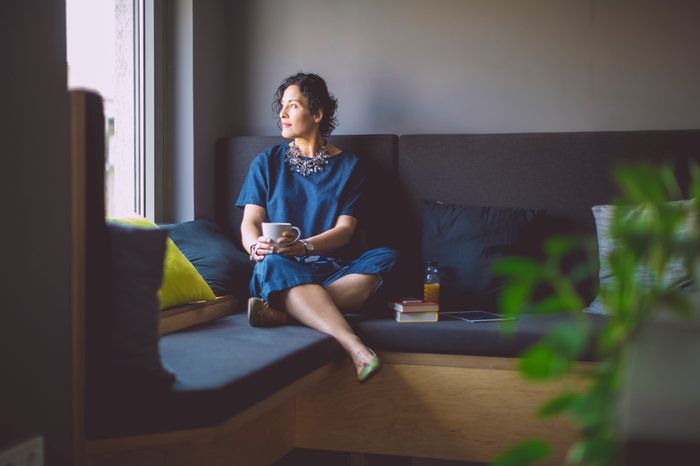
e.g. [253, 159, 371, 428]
[0, 436, 44, 466]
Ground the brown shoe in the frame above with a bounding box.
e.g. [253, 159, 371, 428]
[247, 297, 289, 327]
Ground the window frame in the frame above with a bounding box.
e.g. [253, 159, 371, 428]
[143, 0, 166, 221]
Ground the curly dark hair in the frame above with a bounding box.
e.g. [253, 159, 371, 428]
[272, 72, 338, 137]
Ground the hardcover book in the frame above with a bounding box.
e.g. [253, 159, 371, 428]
[389, 298, 439, 313]
[395, 310, 439, 323]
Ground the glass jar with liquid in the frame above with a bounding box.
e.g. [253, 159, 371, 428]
[423, 260, 440, 304]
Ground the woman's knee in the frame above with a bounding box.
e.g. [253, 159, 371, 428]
[338, 273, 380, 290]
[339, 273, 383, 302]
[362, 247, 400, 270]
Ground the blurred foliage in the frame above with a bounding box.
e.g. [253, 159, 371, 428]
[491, 162, 700, 466]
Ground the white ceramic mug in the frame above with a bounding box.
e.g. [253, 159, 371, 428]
[261, 222, 301, 246]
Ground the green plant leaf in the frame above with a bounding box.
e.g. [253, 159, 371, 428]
[499, 281, 534, 317]
[598, 322, 627, 354]
[567, 435, 618, 466]
[568, 377, 616, 430]
[690, 162, 700, 201]
[544, 236, 581, 259]
[658, 165, 682, 200]
[614, 164, 670, 204]
[519, 342, 569, 380]
[530, 295, 566, 314]
[492, 439, 551, 466]
[531, 293, 581, 315]
[544, 323, 590, 360]
[537, 391, 579, 418]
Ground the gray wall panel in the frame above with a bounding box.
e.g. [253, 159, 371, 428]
[1, 2, 73, 465]
[237, 0, 700, 135]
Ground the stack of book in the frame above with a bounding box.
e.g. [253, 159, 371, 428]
[389, 298, 439, 323]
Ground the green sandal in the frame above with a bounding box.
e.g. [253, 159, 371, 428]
[356, 349, 382, 383]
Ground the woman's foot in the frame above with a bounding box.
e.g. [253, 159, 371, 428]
[248, 297, 289, 327]
[351, 346, 382, 383]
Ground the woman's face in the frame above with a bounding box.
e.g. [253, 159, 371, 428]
[279, 84, 321, 139]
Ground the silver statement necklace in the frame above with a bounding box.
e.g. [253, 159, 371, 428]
[285, 141, 329, 176]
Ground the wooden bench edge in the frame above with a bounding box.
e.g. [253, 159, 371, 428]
[159, 295, 241, 335]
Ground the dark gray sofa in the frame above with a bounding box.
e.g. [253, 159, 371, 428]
[85, 129, 700, 465]
[212, 130, 700, 356]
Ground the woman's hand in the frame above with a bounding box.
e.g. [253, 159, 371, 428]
[275, 231, 306, 257]
[252, 231, 304, 260]
[251, 236, 275, 261]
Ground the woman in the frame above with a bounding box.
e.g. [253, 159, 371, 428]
[236, 72, 398, 383]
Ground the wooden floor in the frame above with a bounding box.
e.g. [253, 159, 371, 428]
[273, 449, 488, 466]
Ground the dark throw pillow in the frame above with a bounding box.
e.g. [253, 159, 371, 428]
[421, 200, 545, 312]
[163, 219, 253, 298]
[104, 223, 176, 386]
[86, 223, 175, 436]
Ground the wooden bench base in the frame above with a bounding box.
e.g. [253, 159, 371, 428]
[85, 353, 591, 466]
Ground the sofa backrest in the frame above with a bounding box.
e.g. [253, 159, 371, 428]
[394, 130, 700, 293]
[216, 130, 700, 295]
[216, 134, 399, 254]
[398, 131, 700, 231]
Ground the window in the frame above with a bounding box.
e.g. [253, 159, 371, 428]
[66, 0, 155, 218]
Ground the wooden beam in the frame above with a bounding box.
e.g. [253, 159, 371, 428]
[70, 90, 88, 466]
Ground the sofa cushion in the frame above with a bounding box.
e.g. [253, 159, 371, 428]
[86, 313, 341, 438]
[587, 200, 696, 314]
[162, 219, 253, 298]
[421, 200, 544, 312]
[109, 217, 216, 309]
[355, 312, 607, 361]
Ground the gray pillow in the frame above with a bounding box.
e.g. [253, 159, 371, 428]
[586, 200, 695, 315]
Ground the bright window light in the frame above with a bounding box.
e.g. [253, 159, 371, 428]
[66, 0, 140, 217]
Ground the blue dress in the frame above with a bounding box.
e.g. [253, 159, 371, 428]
[236, 143, 398, 302]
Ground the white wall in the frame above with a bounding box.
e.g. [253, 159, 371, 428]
[239, 0, 700, 135]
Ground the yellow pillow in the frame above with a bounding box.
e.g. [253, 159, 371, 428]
[108, 217, 216, 309]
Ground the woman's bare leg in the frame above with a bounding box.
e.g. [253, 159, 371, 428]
[278, 284, 376, 373]
[324, 273, 380, 312]
[256, 273, 379, 321]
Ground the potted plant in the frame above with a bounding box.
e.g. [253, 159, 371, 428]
[491, 163, 700, 466]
